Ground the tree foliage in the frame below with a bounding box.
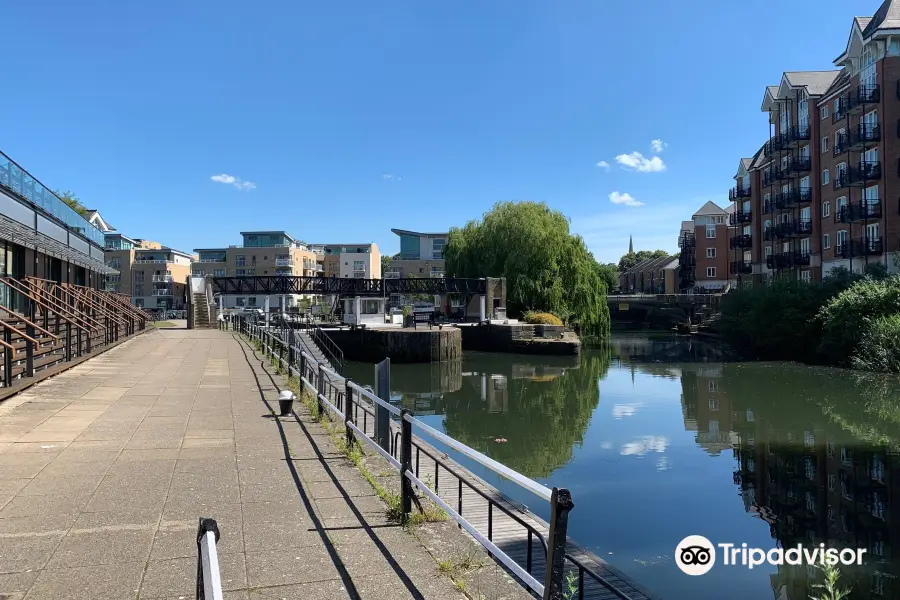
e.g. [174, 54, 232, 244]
[55, 190, 90, 218]
[443, 201, 610, 336]
[594, 262, 618, 292]
[617, 249, 669, 272]
[381, 254, 392, 276]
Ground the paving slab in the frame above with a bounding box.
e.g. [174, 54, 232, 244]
[0, 328, 500, 600]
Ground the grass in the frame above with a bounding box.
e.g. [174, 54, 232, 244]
[152, 321, 177, 328]
[435, 549, 488, 593]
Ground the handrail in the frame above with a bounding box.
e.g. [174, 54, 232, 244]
[2, 278, 94, 332]
[60, 284, 128, 326]
[0, 336, 15, 356]
[236, 318, 637, 600]
[0, 318, 39, 346]
[54, 284, 115, 329]
[0, 305, 60, 341]
[311, 324, 344, 374]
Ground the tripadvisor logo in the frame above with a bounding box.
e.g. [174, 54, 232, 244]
[675, 535, 867, 576]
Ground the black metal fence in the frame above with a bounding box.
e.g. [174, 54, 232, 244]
[229, 316, 639, 600]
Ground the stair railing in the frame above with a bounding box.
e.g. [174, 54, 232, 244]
[310, 324, 344, 374]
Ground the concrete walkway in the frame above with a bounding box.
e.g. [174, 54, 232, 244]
[0, 328, 474, 600]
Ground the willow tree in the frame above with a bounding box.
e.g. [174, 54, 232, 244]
[444, 201, 610, 336]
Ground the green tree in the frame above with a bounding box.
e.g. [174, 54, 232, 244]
[55, 190, 90, 218]
[443, 201, 610, 336]
[595, 262, 618, 292]
[381, 254, 392, 276]
[617, 249, 669, 272]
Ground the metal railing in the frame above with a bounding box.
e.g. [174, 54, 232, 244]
[233, 318, 639, 600]
[308, 325, 344, 374]
[196, 518, 223, 600]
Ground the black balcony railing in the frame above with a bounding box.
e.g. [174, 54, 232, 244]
[837, 200, 882, 223]
[730, 234, 752, 249]
[837, 237, 883, 258]
[849, 85, 881, 113]
[729, 187, 751, 201]
[785, 157, 811, 175]
[834, 132, 849, 156]
[764, 167, 787, 187]
[849, 123, 881, 149]
[764, 134, 787, 157]
[729, 211, 752, 225]
[773, 220, 812, 238]
[847, 161, 882, 187]
[767, 252, 811, 268]
[730, 261, 752, 275]
[764, 227, 776, 242]
[832, 96, 850, 123]
[678, 232, 696, 249]
[787, 126, 811, 147]
[775, 187, 812, 209]
[833, 171, 850, 191]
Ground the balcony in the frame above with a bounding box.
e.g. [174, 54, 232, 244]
[274, 258, 293, 267]
[730, 234, 752, 249]
[775, 187, 812, 209]
[729, 211, 752, 225]
[730, 261, 753, 275]
[849, 85, 881, 114]
[832, 96, 850, 123]
[679, 253, 696, 267]
[849, 123, 881, 150]
[384, 271, 402, 279]
[767, 252, 811, 268]
[729, 187, 751, 201]
[838, 237, 884, 258]
[849, 161, 881, 186]
[785, 157, 811, 176]
[763, 167, 789, 187]
[199, 257, 225, 263]
[774, 220, 812, 238]
[678, 233, 696, 249]
[135, 258, 171, 264]
[764, 227, 776, 242]
[764, 134, 787, 156]
[833, 132, 849, 156]
[838, 200, 882, 223]
[151, 289, 173, 297]
[151, 274, 173, 283]
[787, 126, 811, 148]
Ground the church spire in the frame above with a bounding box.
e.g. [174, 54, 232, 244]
[628, 235, 634, 254]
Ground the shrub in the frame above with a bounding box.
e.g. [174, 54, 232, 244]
[852, 314, 900, 373]
[523, 311, 563, 326]
[818, 275, 900, 366]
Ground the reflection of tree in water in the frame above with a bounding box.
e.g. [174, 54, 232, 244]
[441, 348, 610, 479]
[609, 333, 735, 367]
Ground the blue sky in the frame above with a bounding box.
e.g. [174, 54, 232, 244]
[0, 1, 870, 263]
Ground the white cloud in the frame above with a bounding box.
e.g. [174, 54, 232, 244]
[608, 191, 644, 208]
[382, 173, 402, 181]
[596, 160, 610, 171]
[600, 441, 613, 450]
[650, 139, 667, 153]
[612, 403, 643, 419]
[210, 173, 256, 191]
[615, 152, 666, 173]
[621, 436, 669, 456]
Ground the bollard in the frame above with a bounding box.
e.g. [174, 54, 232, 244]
[344, 380, 354, 449]
[399, 409, 413, 524]
[299, 353, 307, 388]
[542, 487, 574, 600]
[277, 389, 296, 417]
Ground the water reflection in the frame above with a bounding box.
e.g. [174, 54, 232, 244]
[344, 335, 900, 600]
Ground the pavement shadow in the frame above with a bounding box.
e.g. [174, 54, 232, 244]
[235, 335, 428, 600]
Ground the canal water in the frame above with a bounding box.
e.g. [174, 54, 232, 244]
[343, 333, 900, 600]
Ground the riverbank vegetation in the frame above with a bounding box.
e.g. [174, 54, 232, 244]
[719, 266, 900, 372]
[444, 201, 610, 336]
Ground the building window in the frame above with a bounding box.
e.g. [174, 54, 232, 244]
[235, 255, 246, 267]
[822, 169, 830, 185]
[706, 267, 716, 278]
[706, 248, 716, 258]
[235, 297, 246, 307]
[192, 270, 204, 277]
[708, 380, 718, 392]
[841, 446, 853, 465]
[705, 226, 716, 239]
[801, 270, 811, 283]
[837, 230, 849, 249]
[834, 98, 842, 114]
[827, 473, 836, 491]
[247, 297, 257, 307]
[822, 136, 829, 153]
[821, 105, 829, 120]
[236, 269, 246, 277]
[827, 441, 835, 457]
[823, 233, 830, 250]
[822, 201, 830, 218]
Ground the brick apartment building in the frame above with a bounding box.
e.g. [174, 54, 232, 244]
[677, 201, 736, 291]
[618, 255, 676, 294]
[104, 233, 192, 310]
[731, 1, 900, 283]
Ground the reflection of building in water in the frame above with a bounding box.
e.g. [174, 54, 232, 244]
[611, 334, 734, 365]
[732, 411, 898, 599]
[680, 365, 738, 455]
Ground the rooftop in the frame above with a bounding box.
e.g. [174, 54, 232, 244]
[240, 230, 296, 241]
[135, 246, 193, 258]
[391, 228, 448, 237]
